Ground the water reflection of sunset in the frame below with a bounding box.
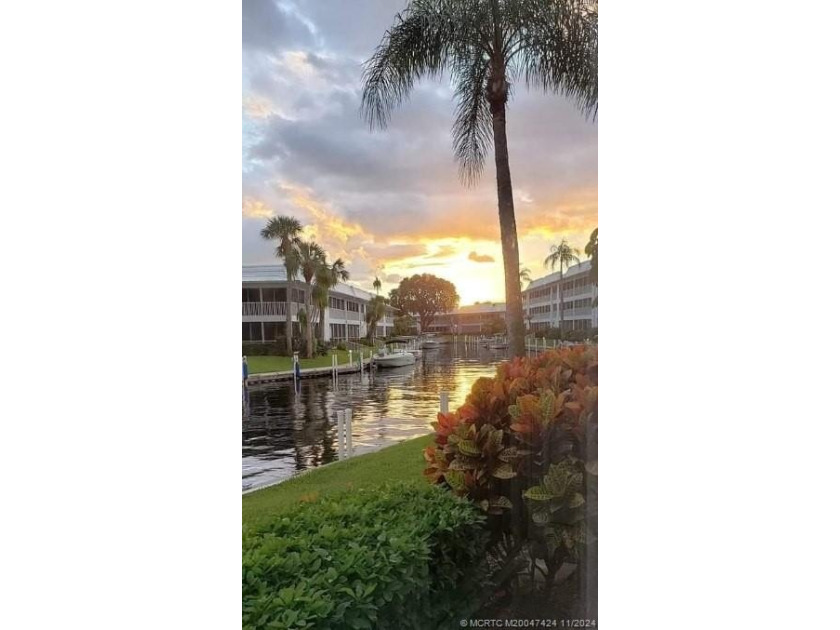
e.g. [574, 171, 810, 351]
[242, 344, 504, 491]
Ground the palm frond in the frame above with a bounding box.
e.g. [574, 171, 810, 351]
[507, 0, 598, 119]
[544, 239, 581, 271]
[259, 215, 303, 241]
[361, 3, 454, 129]
[452, 49, 493, 184]
[361, 0, 488, 130]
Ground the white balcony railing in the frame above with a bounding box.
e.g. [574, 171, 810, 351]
[569, 286, 595, 297]
[242, 301, 309, 318]
[243, 301, 285, 317]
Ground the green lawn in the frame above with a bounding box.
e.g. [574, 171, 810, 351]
[246, 351, 354, 374]
[242, 434, 433, 529]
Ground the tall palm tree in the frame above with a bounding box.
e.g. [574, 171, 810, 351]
[585, 227, 597, 309]
[260, 216, 303, 354]
[585, 227, 597, 285]
[373, 276, 382, 295]
[362, 0, 598, 358]
[314, 258, 350, 344]
[519, 265, 532, 333]
[365, 296, 388, 342]
[544, 238, 580, 341]
[290, 240, 327, 359]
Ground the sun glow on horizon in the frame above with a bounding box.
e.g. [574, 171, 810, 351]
[377, 238, 506, 305]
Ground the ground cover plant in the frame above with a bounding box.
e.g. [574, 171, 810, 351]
[243, 484, 488, 630]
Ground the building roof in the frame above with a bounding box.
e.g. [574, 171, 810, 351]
[243, 264, 379, 302]
[456, 303, 507, 314]
[525, 260, 592, 291]
[435, 303, 506, 318]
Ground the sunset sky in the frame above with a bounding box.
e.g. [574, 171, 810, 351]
[242, 0, 598, 305]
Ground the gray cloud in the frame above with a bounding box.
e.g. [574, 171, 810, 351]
[243, 0, 313, 52]
[243, 0, 598, 276]
[468, 251, 495, 263]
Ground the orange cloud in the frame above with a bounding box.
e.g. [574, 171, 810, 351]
[427, 245, 458, 258]
[243, 95, 275, 119]
[242, 197, 274, 219]
[277, 183, 366, 258]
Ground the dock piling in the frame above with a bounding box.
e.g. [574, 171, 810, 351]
[345, 408, 353, 455]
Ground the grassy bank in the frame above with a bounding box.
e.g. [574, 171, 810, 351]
[246, 351, 353, 374]
[243, 434, 432, 529]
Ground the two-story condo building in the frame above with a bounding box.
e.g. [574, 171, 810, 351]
[242, 265, 395, 343]
[522, 260, 598, 333]
[427, 303, 508, 334]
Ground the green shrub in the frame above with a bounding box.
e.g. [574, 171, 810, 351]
[242, 484, 488, 630]
[242, 342, 280, 357]
[539, 327, 597, 342]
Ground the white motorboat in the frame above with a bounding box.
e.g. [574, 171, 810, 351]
[489, 337, 509, 350]
[391, 341, 423, 358]
[372, 347, 417, 368]
[420, 336, 442, 349]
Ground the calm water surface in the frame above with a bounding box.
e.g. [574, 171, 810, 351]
[242, 343, 506, 491]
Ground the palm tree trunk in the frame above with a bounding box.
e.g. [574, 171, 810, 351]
[305, 287, 314, 359]
[559, 268, 564, 343]
[285, 269, 293, 355]
[490, 90, 526, 358]
[319, 306, 326, 344]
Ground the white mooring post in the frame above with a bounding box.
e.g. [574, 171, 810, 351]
[337, 409, 346, 459]
[344, 408, 353, 456]
[440, 391, 449, 414]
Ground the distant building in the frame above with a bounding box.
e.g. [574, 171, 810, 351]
[242, 265, 395, 343]
[428, 302, 507, 334]
[522, 260, 597, 333]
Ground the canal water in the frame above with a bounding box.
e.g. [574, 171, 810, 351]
[242, 343, 506, 491]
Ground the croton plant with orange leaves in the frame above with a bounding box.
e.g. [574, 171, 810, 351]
[423, 345, 597, 524]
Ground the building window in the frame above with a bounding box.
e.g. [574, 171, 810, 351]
[242, 288, 260, 303]
[329, 297, 346, 310]
[263, 321, 284, 341]
[242, 322, 262, 342]
[262, 288, 286, 302]
[330, 323, 348, 339]
[347, 301, 360, 313]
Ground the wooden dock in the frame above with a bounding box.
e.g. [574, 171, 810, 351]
[246, 358, 373, 385]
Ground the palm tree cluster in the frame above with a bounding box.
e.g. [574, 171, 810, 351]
[260, 216, 349, 358]
[362, 0, 597, 358]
